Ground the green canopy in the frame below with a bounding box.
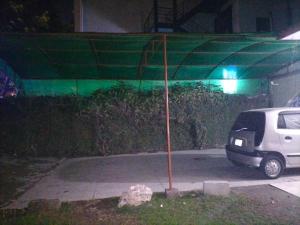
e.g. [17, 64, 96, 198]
[0, 33, 299, 96]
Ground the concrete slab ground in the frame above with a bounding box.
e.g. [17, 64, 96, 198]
[271, 182, 300, 198]
[7, 149, 300, 209]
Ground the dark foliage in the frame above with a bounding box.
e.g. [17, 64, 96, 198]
[0, 0, 73, 32]
[0, 83, 268, 157]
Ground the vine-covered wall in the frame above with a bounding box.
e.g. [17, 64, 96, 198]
[0, 83, 268, 157]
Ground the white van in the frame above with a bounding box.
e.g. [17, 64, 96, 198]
[226, 107, 300, 179]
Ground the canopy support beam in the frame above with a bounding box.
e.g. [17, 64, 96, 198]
[239, 44, 300, 79]
[205, 41, 264, 79]
[38, 47, 64, 78]
[89, 39, 102, 77]
[171, 38, 215, 79]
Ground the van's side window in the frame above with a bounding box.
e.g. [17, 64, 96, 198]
[278, 113, 300, 129]
[277, 114, 286, 129]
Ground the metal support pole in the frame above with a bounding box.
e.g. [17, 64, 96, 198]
[163, 34, 173, 190]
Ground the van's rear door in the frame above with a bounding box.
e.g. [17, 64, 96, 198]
[231, 111, 266, 148]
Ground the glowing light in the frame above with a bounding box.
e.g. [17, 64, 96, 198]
[222, 66, 237, 94]
[223, 66, 237, 79]
[282, 31, 300, 40]
[222, 80, 237, 94]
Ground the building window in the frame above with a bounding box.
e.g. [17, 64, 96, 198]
[256, 17, 271, 32]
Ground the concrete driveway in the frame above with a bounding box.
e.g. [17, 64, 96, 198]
[9, 149, 300, 208]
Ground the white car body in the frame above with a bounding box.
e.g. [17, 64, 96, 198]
[226, 107, 300, 178]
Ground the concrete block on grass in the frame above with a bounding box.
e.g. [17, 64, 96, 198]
[118, 184, 153, 208]
[203, 181, 230, 197]
[165, 188, 179, 198]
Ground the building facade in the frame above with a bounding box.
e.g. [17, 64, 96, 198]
[74, 0, 300, 36]
[73, 0, 300, 107]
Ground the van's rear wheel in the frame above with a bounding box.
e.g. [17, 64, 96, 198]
[261, 155, 284, 179]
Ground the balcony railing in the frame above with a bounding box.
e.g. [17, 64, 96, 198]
[144, 6, 174, 32]
[143, 0, 223, 32]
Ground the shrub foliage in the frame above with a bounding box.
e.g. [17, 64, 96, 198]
[0, 83, 268, 157]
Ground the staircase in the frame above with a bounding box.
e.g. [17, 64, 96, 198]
[143, 0, 229, 33]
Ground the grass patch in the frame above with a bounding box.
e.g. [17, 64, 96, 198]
[1, 192, 290, 225]
[120, 193, 286, 225]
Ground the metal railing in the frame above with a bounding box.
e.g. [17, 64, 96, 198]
[143, 8, 154, 32]
[144, 6, 174, 32]
[177, 0, 201, 20]
[143, 0, 203, 32]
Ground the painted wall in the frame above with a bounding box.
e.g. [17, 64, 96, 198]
[81, 0, 152, 32]
[78, 0, 300, 34]
[271, 72, 300, 107]
[234, 0, 300, 34]
[271, 62, 300, 107]
[80, 0, 215, 33]
[181, 13, 216, 33]
[237, 0, 272, 33]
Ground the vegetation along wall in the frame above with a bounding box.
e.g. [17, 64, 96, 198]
[0, 82, 268, 157]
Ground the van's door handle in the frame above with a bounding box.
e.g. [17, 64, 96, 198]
[285, 136, 292, 140]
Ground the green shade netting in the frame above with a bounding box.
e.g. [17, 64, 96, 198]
[0, 33, 299, 95]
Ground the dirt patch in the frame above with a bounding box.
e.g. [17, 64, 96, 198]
[0, 156, 61, 207]
[67, 199, 140, 225]
[232, 185, 300, 224]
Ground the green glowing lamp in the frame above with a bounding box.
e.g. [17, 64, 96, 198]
[222, 66, 237, 94]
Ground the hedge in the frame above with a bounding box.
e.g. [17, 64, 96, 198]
[0, 82, 268, 157]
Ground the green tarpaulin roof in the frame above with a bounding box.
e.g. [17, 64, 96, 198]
[0, 33, 300, 95]
[1, 33, 300, 79]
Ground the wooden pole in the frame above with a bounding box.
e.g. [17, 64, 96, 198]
[163, 34, 173, 190]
